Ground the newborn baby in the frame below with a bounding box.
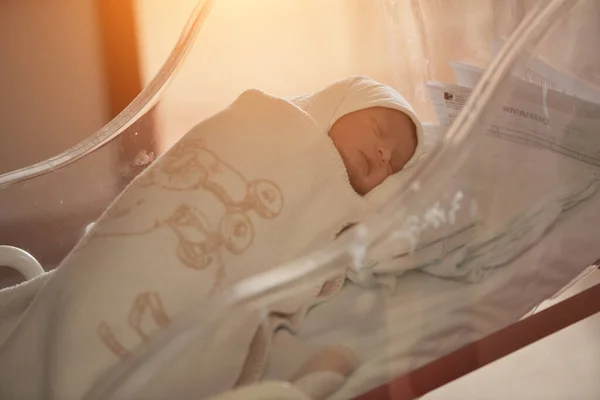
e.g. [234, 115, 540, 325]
[293, 75, 425, 197]
[0, 76, 429, 400]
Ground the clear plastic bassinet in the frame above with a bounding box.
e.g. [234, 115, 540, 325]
[1, 0, 600, 399]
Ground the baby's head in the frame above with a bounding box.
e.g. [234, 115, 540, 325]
[308, 76, 424, 196]
[329, 106, 418, 195]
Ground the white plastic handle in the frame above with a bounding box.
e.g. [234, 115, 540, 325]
[0, 245, 44, 281]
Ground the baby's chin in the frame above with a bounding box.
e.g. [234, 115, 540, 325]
[348, 174, 374, 196]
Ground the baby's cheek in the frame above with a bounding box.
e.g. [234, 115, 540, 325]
[337, 151, 379, 195]
[346, 173, 365, 195]
[337, 156, 363, 193]
[352, 175, 376, 196]
[347, 172, 364, 194]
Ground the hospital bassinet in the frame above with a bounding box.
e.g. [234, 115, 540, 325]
[1, 0, 600, 399]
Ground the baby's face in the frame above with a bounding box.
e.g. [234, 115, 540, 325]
[329, 107, 417, 195]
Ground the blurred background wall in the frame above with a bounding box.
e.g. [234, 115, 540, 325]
[133, 0, 545, 151]
[0, 0, 149, 277]
[0, 0, 111, 173]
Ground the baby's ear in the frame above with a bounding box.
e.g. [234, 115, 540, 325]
[335, 222, 357, 239]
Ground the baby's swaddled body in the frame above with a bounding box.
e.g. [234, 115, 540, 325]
[0, 76, 426, 400]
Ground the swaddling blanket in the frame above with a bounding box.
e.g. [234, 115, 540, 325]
[0, 89, 374, 399]
[362, 83, 600, 284]
[366, 133, 600, 284]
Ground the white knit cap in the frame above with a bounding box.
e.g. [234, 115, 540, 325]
[294, 75, 426, 171]
[293, 76, 428, 204]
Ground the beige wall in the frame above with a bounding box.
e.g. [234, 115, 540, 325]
[133, 0, 525, 150]
[0, 0, 112, 172]
[0, 0, 119, 221]
[135, 0, 364, 151]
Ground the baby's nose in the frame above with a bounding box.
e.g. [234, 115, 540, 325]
[377, 147, 391, 165]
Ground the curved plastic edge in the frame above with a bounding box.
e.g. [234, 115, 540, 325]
[0, 245, 44, 281]
[0, 0, 217, 189]
[79, 1, 580, 399]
